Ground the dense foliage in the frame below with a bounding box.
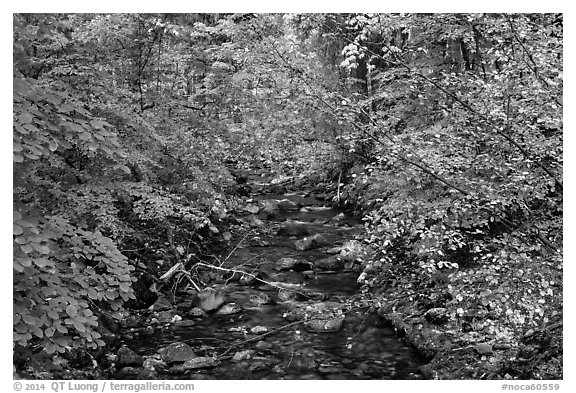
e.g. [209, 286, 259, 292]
[13, 13, 561, 378]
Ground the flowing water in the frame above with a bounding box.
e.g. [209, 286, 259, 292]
[118, 170, 424, 379]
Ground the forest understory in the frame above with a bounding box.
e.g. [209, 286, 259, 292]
[13, 13, 562, 381]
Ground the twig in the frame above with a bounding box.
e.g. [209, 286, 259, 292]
[505, 16, 562, 107]
[219, 232, 252, 267]
[336, 170, 342, 203]
[189, 261, 311, 296]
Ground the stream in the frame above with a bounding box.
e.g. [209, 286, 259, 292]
[114, 169, 424, 379]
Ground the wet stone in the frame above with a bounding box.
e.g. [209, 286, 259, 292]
[157, 311, 176, 323]
[137, 368, 158, 380]
[276, 257, 313, 272]
[277, 199, 299, 211]
[187, 307, 207, 318]
[288, 356, 317, 371]
[143, 357, 167, 372]
[232, 350, 255, 362]
[315, 256, 343, 271]
[304, 292, 327, 301]
[277, 223, 310, 237]
[121, 315, 141, 328]
[244, 204, 260, 214]
[193, 288, 226, 312]
[318, 365, 341, 374]
[116, 366, 142, 378]
[271, 364, 286, 376]
[216, 303, 243, 315]
[255, 340, 273, 350]
[326, 246, 342, 254]
[239, 273, 259, 286]
[250, 293, 272, 305]
[295, 234, 329, 251]
[182, 357, 220, 370]
[249, 360, 270, 372]
[116, 346, 143, 368]
[278, 288, 300, 302]
[284, 308, 306, 322]
[303, 315, 345, 333]
[249, 216, 266, 228]
[259, 200, 280, 219]
[158, 342, 197, 364]
[250, 326, 269, 334]
[249, 237, 270, 247]
[173, 319, 195, 328]
[150, 297, 173, 312]
[329, 213, 346, 225]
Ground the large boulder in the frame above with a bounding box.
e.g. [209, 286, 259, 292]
[295, 234, 330, 251]
[277, 222, 310, 237]
[158, 342, 197, 364]
[192, 288, 226, 312]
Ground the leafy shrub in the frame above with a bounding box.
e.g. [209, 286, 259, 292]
[14, 211, 135, 354]
[14, 77, 135, 354]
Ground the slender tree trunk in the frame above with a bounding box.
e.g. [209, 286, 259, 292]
[366, 59, 374, 117]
